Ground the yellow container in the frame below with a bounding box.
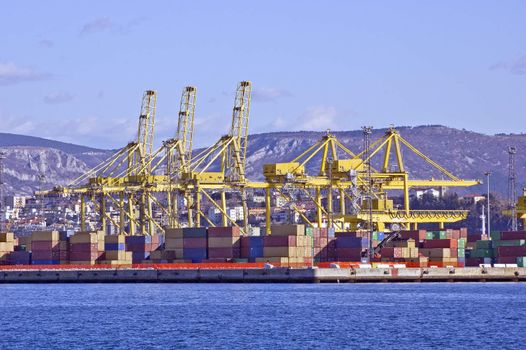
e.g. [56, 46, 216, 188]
[0, 232, 15, 242]
[70, 232, 99, 244]
[31, 231, 60, 242]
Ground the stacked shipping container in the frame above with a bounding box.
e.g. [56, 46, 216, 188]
[69, 231, 104, 265]
[0, 232, 15, 264]
[207, 227, 241, 260]
[30, 231, 68, 265]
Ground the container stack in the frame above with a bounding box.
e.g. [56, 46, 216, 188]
[468, 231, 526, 266]
[164, 228, 208, 262]
[69, 231, 104, 265]
[381, 239, 419, 259]
[30, 231, 66, 265]
[207, 227, 241, 260]
[102, 235, 132, 265]
[125, 235, 164, 263]
[422, 237, 466, 267]
[334, 232, 368, 261]
[0, 232, 15, 264]
[258, 224, 313, 265]
[307, 227, 334, 262]
[165, 228, 184, 261]
[240, 236, 264, 261]
[182, 228, 208, 262]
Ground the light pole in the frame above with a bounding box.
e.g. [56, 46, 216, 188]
[484, 171, 491, 237]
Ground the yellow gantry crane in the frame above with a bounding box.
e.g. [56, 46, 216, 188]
[262, 127, 481, 232]
[349, 127, 481, 230]
[181, 81, 264, 232]
[42, 88, 198, 236]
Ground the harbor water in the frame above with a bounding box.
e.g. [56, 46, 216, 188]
[1, 283, 525, 349]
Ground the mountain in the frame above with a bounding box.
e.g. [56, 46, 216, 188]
[1, 126, 525, 197]
[0, 133, 114, 195]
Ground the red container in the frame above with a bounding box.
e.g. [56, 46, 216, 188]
[31, 241, 60, 251]
[335, 247, 362, 261]
[497, 246, 526, 257]
[263, 236, 297, 247]
[32, 250, 60, 260]
[380, 247, 394, 258]
[208, 226, 241, 237]
[422, 239, 458, 249]
[465, 257, 485, 266]
[208, 247, 240, 259]
[69, 251, 102, 261]
[467, 234, 482, 242]
[500, 231, 526, 240]
[69, 243, 99, 252]
[496, 256, 518, 263]
[183, 237, 207, 249]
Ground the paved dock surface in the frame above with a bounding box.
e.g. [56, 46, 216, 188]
[1, 267, 525, 283]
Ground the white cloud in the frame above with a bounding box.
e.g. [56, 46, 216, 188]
[43, 92, 75, 104]
[80, 17, 148, 36]
[0, 61, 50, 86]
[490, 56, 526, 75]
[80, 18, 114, 35]
[252, 87, 292, 102]
[265, 106, 341, 132]
[296, 106, 339, 131]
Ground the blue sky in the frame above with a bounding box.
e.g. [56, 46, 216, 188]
[0, 1, 525, 149]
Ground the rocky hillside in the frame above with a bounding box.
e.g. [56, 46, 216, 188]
[1, 126, 525, 196]
[0, 133, 113, 195]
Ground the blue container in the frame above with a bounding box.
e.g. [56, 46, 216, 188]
[183, 248, 207, 260]
[32, 259, 60, 265]
[377, 232, 385, 241]
[249, 246, 264, 258]
[125, 236, 148, 244]
[132, 251, 150, 260]
[328, 228, 336, 238]
[105, 243, 126, 251]
[183, 228, 208, 238]
[337, 237, 368, 248]
[248, 237, 263, 247]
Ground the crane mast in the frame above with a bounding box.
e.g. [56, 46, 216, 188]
[133, 90, 157, 175]
[227, 81, 251, 182]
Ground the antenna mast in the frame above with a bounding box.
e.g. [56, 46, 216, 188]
[508, 146, 518, 231]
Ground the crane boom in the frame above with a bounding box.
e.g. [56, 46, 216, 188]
[135, 90, 157, 174]
[227, 81, 251, 182]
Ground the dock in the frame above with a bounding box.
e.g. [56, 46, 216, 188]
[1, 266, 525, 283]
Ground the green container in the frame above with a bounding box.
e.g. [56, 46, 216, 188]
[516, 257, 526, 267]
[426, 232, 435, 240]
[472, 249, 494, 258]
[305, 227, 314, 237]
[475, 240, 492, 250]
[490, 231, 501, 241]
[458, 248, 465, 258]
[458, 238, 466, 248]
[493, 240, 526, 247]
[232, 258, 249, 263]
[372, 232, 378, 240]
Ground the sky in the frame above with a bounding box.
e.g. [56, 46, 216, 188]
[0, 0, 525, 149]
